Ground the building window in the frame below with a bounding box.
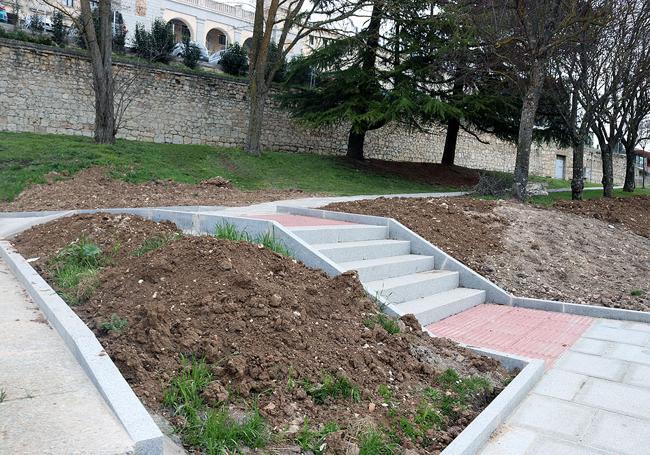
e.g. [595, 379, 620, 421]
[62, 0, 74, 7]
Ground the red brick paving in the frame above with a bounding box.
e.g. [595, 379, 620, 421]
[426, 304, 594, 367]
[242, 214, 357, 227]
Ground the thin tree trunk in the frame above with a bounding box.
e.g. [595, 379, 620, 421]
[246, 72, 267, 156]
[513, 58, 546, 200]
[441, 117, 460, 166]
[571, 141, 585, 200]
[623, 147, 636, 192]
[347, 127, 367, 160]
[601, 145, 614, 197]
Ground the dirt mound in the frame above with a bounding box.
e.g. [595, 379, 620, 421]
[12, 213, 180, 263]
[323, 197, 508, 275]
[13, 214, 511, 453]
[323, 198, 650, 312]
[553, 196, 650, 238]
[357, 160, 481, 189]
[0, 167, 317, 212]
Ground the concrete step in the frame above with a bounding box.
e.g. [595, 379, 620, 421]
[393, 288, 486, 326]
[290, 225, 388, 244]
[314, 239, 411, 262]
[365, 270, 460, 304]
[339, 254, 435, 282]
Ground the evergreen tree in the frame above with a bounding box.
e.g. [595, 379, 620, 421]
[281, 0, 389, 160]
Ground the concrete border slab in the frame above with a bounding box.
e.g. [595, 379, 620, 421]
[0, 241, 164, 454]
[441, 349, 545, 455]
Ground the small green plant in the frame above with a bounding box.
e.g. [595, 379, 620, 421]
[132, 233, 181, 257]
[164, 356, 269, 452]
[0, 389, 6, 403]
[220, 43, 249, 76]
[50, 237, 103, 305]
[51, 12, 66, 45]
[303, 374, 361, 404]
[214, 223, 290, 256]
[378, 384, 393, 401]
[99, 313, 128, 332]
[358, 428, 400, 455]
[631, 289, 645, 297]
[296, 420, 339, 455]
[364, 313, 400, 334]
[182, 36, 201, 69]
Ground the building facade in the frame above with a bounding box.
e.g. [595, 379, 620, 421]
[2, 0, 308, 57]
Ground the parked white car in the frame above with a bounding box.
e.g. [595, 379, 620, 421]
[24, 15, 53, 32]
[171, 41, 209, 62]
[208, 49, 226, 66]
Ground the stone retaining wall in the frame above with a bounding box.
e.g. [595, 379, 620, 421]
[0, 39, 627, 184]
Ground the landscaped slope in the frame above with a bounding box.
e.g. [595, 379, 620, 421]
[0, 132, 455, 209]
[323, 197, 650, 311]
[12, 213, 511, 454]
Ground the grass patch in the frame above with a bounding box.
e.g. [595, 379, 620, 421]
[99, 313, 128, 332]
[296, 421, 340, 455]
[0, 389, 6, 403]
[358, 428, 400, 455]
[631, 289, 645, 297]
[529, 188, 650, 205]
[132, 233, 182, 257]
[364, 313, 401, 334]
[303, 374, 362, 404]
[214, 223, 290, 256]
[393, 369, 493, 445]
[163, 356, 269, 454]
[49, 237, 103, 305]
[0, 131, 452, 202]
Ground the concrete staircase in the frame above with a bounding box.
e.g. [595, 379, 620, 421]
[291, 224, 486, 325]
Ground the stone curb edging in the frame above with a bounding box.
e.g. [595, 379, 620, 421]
[441, 349, 545, 455]
[0, 241, 164, 455]
[513, 297, 650, 323]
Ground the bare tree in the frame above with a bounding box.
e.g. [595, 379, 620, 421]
[39, 0, 116, 143]
[246, 0, 367, 155]
[480, 0, 602, 200]
[548, 2, 613, 200]
[588, 0, 650, 196]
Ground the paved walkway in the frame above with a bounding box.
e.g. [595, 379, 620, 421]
[459, 313, 650, 454]
[0, 259, 134, 454]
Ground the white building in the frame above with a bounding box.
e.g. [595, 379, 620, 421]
[7, 0, 309, 57]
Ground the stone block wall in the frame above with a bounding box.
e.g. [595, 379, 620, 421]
[0, 39, 627, 184]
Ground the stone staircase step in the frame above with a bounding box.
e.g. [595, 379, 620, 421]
[313, 239, 411, 262]
[339, 254, 435, 282]
[393, 288, 486, 326]
[290, 225, 388, 244]
[364, 270, 460, 304]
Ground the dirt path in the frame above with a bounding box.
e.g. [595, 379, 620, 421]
[323, 197, 650, 311]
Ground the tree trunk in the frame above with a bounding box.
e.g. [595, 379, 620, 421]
[601, 145, 614, 197]
[246, 72, 267, 156]
[513, 58, 546, 200]
[93, 77, 115, 143]
[571, 141, 585, 200]
[347, 127, 367, 160]
[623, 147, 636, 192]
[441, 117, 460, 166]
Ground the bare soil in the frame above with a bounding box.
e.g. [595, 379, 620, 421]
[323, 197, 650, 311]
[13, 213, 511, 454]
[355, 160, 481, 189]
[553, 196, 650, 238]
[0, 167, 318, 212]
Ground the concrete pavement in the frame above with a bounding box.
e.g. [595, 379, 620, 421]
[0, 259, 135, 454]
[480, 318, 650, 454]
